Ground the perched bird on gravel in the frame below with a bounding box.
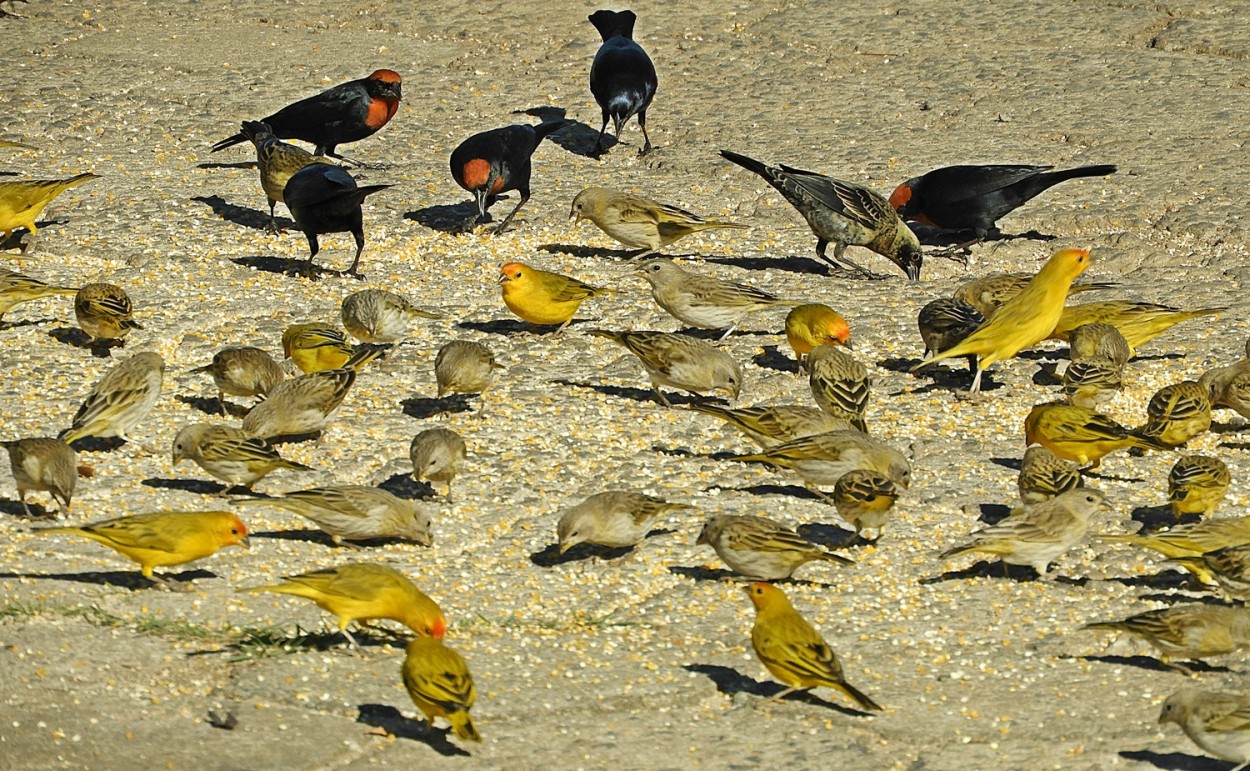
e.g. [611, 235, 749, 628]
[939, 488, 1107, 577]
[807, 344, 871, 432]
[634, 258, 792, 337]
[1050, 300, 1225, 355]
[1170, 546, 1250, 601]
[0, 172, 98, 253]
[242, 562, 446, 648]
[1017, 444, 1084, 504]
[785, 303, 852, 371]
[1097, 517, 1250, 562]
[589, 329, 742, 406]
[1168, 455, 1231, 519]
[697, 513, 853, 580]
[952, 272, 1117, 320]
[588, 9, 657, 156]
[1024, 401, 1168, 469]
[744, 582, 881, 711]
[1158, 688, 1250, 771]
[831, 469, 899, 541]
[237, 485, 433, 546]
[282, 322, 355, 374]
[189, 346, 285, 412]
[1, 438, 76, 517]
[916, 298, 984, 375]
[341, 288, 441, 344]
[1200, 340, 1250, 421]
[1061, 322, 1130, 409]
[499, 261, 608, 331]
[402, 637, 480, 742]
[450, 121, 565, 235]
[211, 70, 402, 166]
[557, 491, 690, 554]
[685, 403, 851, 448]
[1083, 604, 1250, 673]
[0, 268, 77, 323]
[410, 428, 467, 502]
[59, 351, 164, 446]
[1066, 322, 1131, 369]
[914, 247, 1092, 392]
[720, 149, 923, 280]
[172, 423, 311, 491]
[237, 120, 318, 231]
[1138, 380, 1212, 448]
[241, 344, 382, 439]
[571, 190, 746, 258]
[888, 163, 1117, 239]
[33, 510, 249, 587]
[283, 162, 391, 278]
[74, 282, 142, 345]
[733, 429, 912, 492]
[434, 340, 502, 412]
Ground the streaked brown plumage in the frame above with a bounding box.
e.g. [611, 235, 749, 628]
[1083, 604, 1250, 672]
[807, 344, 870, 432]
[2, 437, 76, 516]
[1158, 688, 1250, 770]
[341, 288, 441, 344]
[1050, 300, 1226, 355]
[1017, 444, 1084, 504]
[237, 485, 433, 546]
[240, 344, 383, 439]
[635, 258, 794, 337]
[953, 272, 1116, 320]
[434, 339, 502, 412]
[189, 346, 285, 410]
[74, 282, 142, 344]
[697, 513, 853, 580]
[832, 469, 899, 540]
[410, 428, 467, 502]
[557, 491, 690, 553]
[239, 120, 319, 232]
[59, 351, 165, 445]
[685, 403, 851, 448]
[570, 188, 746, 258]
[1138, 380, 1211, 448]
[589, 329, 742, 406]
[1168, 455, 1231, 519]
[172, 423, 311, 490]
[917, 298, 984, 375]
[1171, 545, 1250, 602]
[732, 429, 912, 491]
[0, 268, 77, 323]
[1200, 340, 1250, 421]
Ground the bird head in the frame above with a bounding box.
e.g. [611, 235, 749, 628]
[217, 512, 251, 549]
[498, 262, 527, 286]
[366, 69, 403, 101]
[899, 244, 923, 281]
[744, 581, 788, 612]
[887, 179, 919, 217]
[568, 187, 604, 223]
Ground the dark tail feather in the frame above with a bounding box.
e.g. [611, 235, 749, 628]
[1048, 164, 1117, 182]
[211, 134, 246, 153]
[719, 149, 773, 179]
[533, 120, 568, 143]
[839, 681, 883, 712]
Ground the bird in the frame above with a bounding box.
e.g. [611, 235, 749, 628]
[498, 262, 608, 331]
[913, 247, 1093, 392]
[33, 510, 249, 587]
[1170, 546, 1250, 602]
[952, 272, 1118, 320]
[732, 429, 912, 492]
[916, 298, 984, 375]
[1201, 341, 1250, 421]
[236, 485, 433, 546]
[0, 268, 77, 324]
[557, 491, 689, 554]
[807, 344, 871, 432]
[831, 470, 900, 541]
[401, 637, 480, 742]
[719, 149, 923, 280]
[241, 562, 446, 648]
[189, 346, 285, 412]
[281, 322, 355, 373]
[449, 121, 565, 235]
[0, 173, 98, 253]
[1061, 322, 1130, 409]
[684, 403, 851, 448]
[59, 351, 165, 446]
[434, 339, 502, 412]
[1017, 444, 1084, 504]
[1050, 300, 1225, 355]
[1, 437, 76, 517]
[697, 514, 853, 580]
[633, 258, 793, 337]
[888, 163, 1117, 239]
[939, 488, 1107, 577]
[171, 423, 311, 491]
[570, 189, 746, 258]
[1158, 688, 1250, 771]
[1024, 401, 1169, 468]
[340, 288, 441, 344]
[237, 120, 318, 231]
[785, 304, 852, 371]
[410, 428, 467, 502]
[283, 162, 391, 278]
[210, 70, 402, 166]
[1097, 517, 1250, 562]
[1083, 604, 1250, 674]
[1138, 380, 1212, 448]
[588, 9, 657, 156]
[744, 582, 881, 711]
[74, 282, 142, 345]
[1067, 322, 1131, 369]
[588, 329, 742, 406]
[240, 344, 382, 440]
[1168, 455, 1231, 519]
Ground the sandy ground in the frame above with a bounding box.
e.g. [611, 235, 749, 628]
[2, 0, 1250, 768]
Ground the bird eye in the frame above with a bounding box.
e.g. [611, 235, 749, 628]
[231, 528, 239, 535]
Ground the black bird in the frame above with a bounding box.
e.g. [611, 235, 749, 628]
[588, 10, 657, 157]
[449, 121, 565, 235]
[282, 163, 391, 279]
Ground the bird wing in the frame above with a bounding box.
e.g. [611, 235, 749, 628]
[777, 166, 889, 230]
[917, 165, 1054, 205]
[200, 432, 283, 464]
[84, 517, 184, 554]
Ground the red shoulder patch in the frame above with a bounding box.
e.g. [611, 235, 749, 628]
[458, 158, 492, 191]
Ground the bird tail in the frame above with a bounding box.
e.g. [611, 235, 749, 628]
[937, 542, 975, 560]
[280, 458, 315, 472]
[1045, 164, 1118, 184]
[587, 328, 625, 345]
[1127, 430, 1172, 453]
[30, 525, 86, 538]
[911, 337, 978, 372]
[719, 149, 773, 179]
[1081, 620, 1128, 633]
[818, 549, 856, 567]
[211, 133, 246, 153]
[449, 712, 481, 742]
[344, 344, 388, 372]
[352, 184, 393, 206]
[533, 120, 568, 143]
[588, 9, 637, 41]
[52, 173, 100, 193]
[837, 681, 883, 712]
[57, 426, 85, 445]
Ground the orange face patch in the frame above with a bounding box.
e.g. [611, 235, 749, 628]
[458, 158, 492, 192]
[365, 97, 400, 130]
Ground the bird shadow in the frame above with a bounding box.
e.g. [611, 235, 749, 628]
[517, 105, 603, 158]
[794, 522, 860, 550]
[0, 498, 55, 519]
[978, 503, 1014, 525]
[141, 477, 236, 496]
[63, 436, 127, 453]
[681, 664, 871, 716]
[175, 393, 250, 419]
[921, 560, 1046, 584]
[536, 243, 639, 261]
[0, 316, 59, 331]
[1100, 570, 1197, 592]
[403, 202, 481, 234]
[0, 569, 215, 590]
[1118, 749, 1236, 771]
[401, 395, 473, 419]
[192, 195, 273, 231]
[376, 473, 434, 501]
[229, 255, 339, 281]
[0, 218, 67, 250]
[251, 528, 415, 549]
[195, 161, 257, 170]
[666, 565, 829, 588]
[1032, 362, 1063, 386]
[704, 254, 832, 276]
[1084, 468, 1146, 484]
[754, 345, 800, 374]
[457, 318, 594, 336]
[529, 542, 634, 567]
[47, 326, 123, 356]
[706, 483, 825, 501]
[555, 379, 721, 408]
[1077, 654, 1228, 675]
[355, 704, 470, 757]
[1131, 504, 1192, 531]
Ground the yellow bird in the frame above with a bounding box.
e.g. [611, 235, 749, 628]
[0, 173, 99, 252]
[281, 322, 355, 373]
[0, 268, 77, 322]
[785, 303, 851, 370]
[401, 637, 481, 742]
[498, 261, 609, 330]
[1168, 455, 1231, 519]
[1024, 401, 1169, 468]
[913, 247, 1092, 392]
[1138, 380, 1212, 448]
[1050, 300, 1225, 355]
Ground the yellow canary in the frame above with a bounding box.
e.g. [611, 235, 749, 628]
[1083, 604, 1250, 674]
[282, 322, 355, 374]
[1050, 300, 1225, 354]
[172, 423, 311, 491]
[74, 282, 142, 345]
[189, 346, 285, 410]
[831, 469, 899, 540]
[237, 485, 433, 546]
[1138, 380, 1212, 448]
[1168, 455, 1231, 519]
[557, 491, 690, 553]
[807, 344, 870, 432]
[1170, 546, 1250, 602]
[238, 120, 318, 231]
[242, 562, 447, 647]
[745, 582, 881, 711]
[1, 437, 76, 516]
[785, 303, 851, 370]
[59, 351, 165, 445]
[685, 403, 851, 448]
[0, 268, 77, 322]
[1024, 401, 1169, 468]
[34, 510, 249, 586]
[913, 247, 1092, 392]
[0, 172, 98, 253]
[1097, 517, 1250, 561]
[1159, 688, 1250, 770]
[696, 513, 853, 580]
[916, 298, 983, 375]
[1017, 444, 1083, 504]
[569, 186, 746, 257]
[589, 329, 742, 406]
[401, 637, 480, 742]
[498, 261, 608, 330]
[953, 272, 1116, 319]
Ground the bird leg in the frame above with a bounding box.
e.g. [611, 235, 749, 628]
[591, 114, 611, 158]
[341, 234, 366, 280]
[767, 686, 805, 703]
[969, 368, 984, 394]
[490, 191, 529, 236]
[650, 382, 673, 407]
[322, 149, 385, 170]
[816, 240, 886, 280]
[637, 111, 653, 156]
[927, 240, 977, 265]
[266, 200, 280, 233]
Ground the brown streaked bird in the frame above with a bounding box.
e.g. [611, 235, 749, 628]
[732, 429, 912, 492]
[59, 351, 165, 446]
[281, 322, 355, 374]
[697, 513, 853, 580]
[917, 298, 984, 375]
[172, 423, 311, 492]
[2, 437, 76, 517]
[634, 258, 792, 337]
[1050, 300, 1225, 355]
[236, 484, 433, 546]
[785, 303, 852, 371]
[685, 403, 851, 448]
[1017, 444, 1084, 504]
[240, 344, 383, 440]
[434, 339, 502, 412]
[1062, 322, 1130, 409]
[588, 329, 742, 406]
[1168, 455, 1231, 519]
[189, 346, 285, 411]
[1200, 339, 1250, 421]
[1024, 401, 1169, 469]
[1097, 517, 1250, 563]
[1170, 546, 1250, 602]
[450, 121, 565, 235]
[238, 120, 319, 232]
[807, 344, 870, 432]
[1138, 380, 1212, 448]
[340, 288, 441, 344]
[410, 428, 467, 502]
[571, 189, 746, 258]
[0, 172, 98, 253]
[0, 268, 77, 323]
[720, 149, 923, 280]
[1083, 604, 1250, 674]
[952, 272, 1117, 320]
[1158, 688, 1250, 771]
[1068, 322, 1131, 369]
[832, 469, 899, 541]
[557, 491, 690, 553]
[74, 282, 142, 345]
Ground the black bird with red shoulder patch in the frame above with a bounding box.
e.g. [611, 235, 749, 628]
[282, 163, 391, 279]
[449, 121, 565, 235]
[588, 9, 657, 157]
[889, 163, 1117, 239]
[211, 70, 402, 166]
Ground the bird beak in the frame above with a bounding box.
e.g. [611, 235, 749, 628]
[558, 541, 571, 554]
[496, 273, 509, 285]
[841, 339, 854, 351]
[906, 262, 921, 281]
[238, 536, 251, 550]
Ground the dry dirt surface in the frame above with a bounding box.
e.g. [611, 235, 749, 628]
[3, 0, 1250, 769]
